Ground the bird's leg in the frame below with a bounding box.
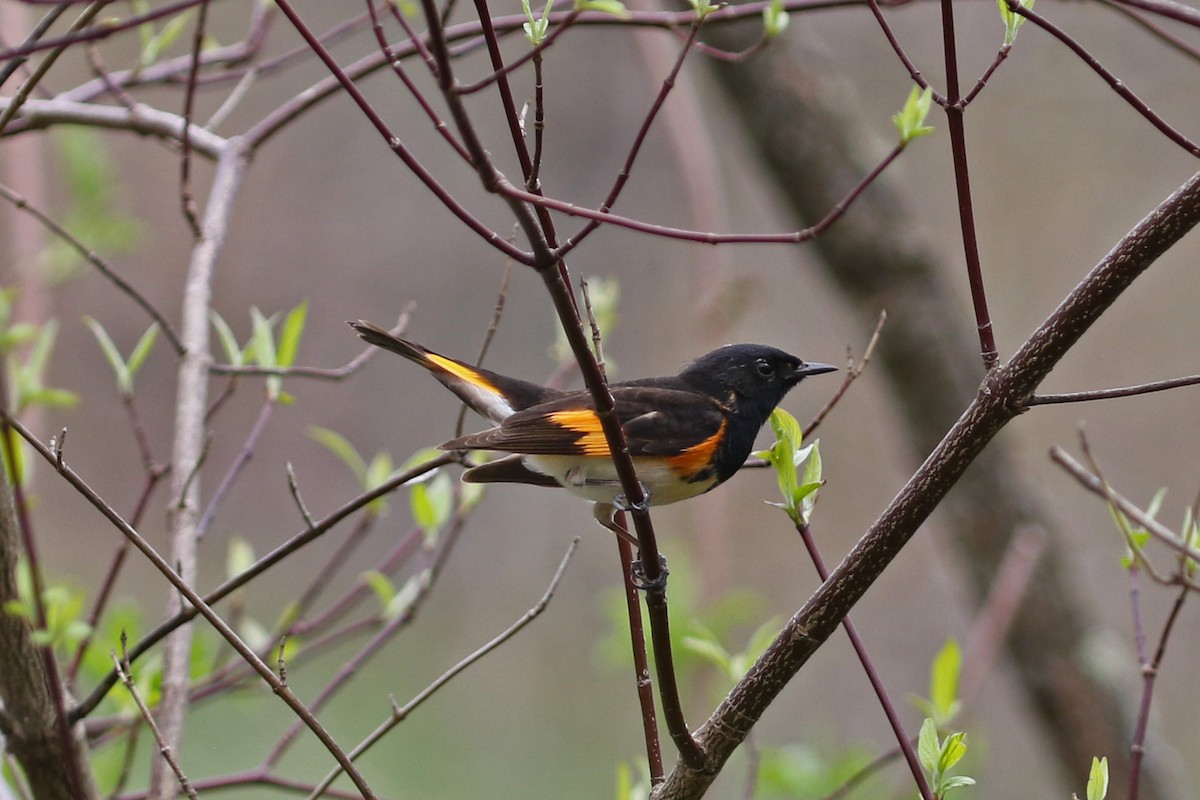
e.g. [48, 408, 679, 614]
[593, 502, 640, 547]
[594, 502, 669, 592]
[612, 482, 651, 515]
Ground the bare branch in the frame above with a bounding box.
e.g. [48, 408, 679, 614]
[112, 646, 198, 800]
[1029, 374, 1200, 405]
[309, 537, 580, 797]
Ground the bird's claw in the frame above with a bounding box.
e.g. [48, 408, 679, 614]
[630, 553, 669, 592]
[614, 482, 651, 515]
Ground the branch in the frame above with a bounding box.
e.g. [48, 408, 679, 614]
[308, 537, 580, 797]
[1049, 448, 1200, 569]
[4, 418, 379, 796]
[0, 97, 227, 157]
[653, 167, 1200, 798]
[1029, 374, 1200, 405]
[150, 138, 249, 799]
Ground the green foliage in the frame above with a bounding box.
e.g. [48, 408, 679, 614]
[83, 318, 158, 397]
[756, 408, 822, 526]
[762, 0, 789, 39]
[911, 638, 963, 727]
[755, 744, 878, 799]
[687, 0, 719, 19]
[574, 0, 630, 18]
[212, 301, 308, 403]
[44, 130, 140, 281]
[363, 568, 431, 622]
[1108, 487, 1165, 570]
[918, 718, 976, 797]
[9, 319, 79, 414]
[599, 549, 772, 692]
[893, 86, 935, 146]
[210, 310, 244, 367]
[1086, 756, 1109, 800]
[2, 559, 92, 654]
[681, 615, 782, 689]
[522, 0, 555, 45]
[613, 760, 649, 800]
[131, 0, 194, 68]
[996, 0, 1032, 46]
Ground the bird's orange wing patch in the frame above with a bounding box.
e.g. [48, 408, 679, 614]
[548, 409, 611, 456]
[664, 419, 726, 479]
[425, 352, 501, 395]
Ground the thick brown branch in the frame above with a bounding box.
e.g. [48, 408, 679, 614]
[654, 168, 1200, 797]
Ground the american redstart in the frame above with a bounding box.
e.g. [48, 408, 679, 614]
[352, 320, 835, 517]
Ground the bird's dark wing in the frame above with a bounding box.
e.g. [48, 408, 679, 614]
[441, 386, 726, 458]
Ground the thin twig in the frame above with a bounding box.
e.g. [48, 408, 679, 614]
[0, 182, 185, 354]
[1050, 446, 1200, 580]
[7, 416, 378, 796]
[0, 0, 106, 135]
[66, 445, 456, 722]
[1007, 0, 1200, 157]
[179, 0, 210, 239]
[307, 537, 580, 798]
[941, 0, 998, 368]
[1029, 373, 1200, 405]
[264, 497, 471, 768]
[113, 643, 198, 800]
[286, 462, 316, 529]
[210, 305, 413, 379]
[806, 310, 885, 436]
[795, 521, 934, 800]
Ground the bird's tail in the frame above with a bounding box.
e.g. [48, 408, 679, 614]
[349, 320, 559, 422]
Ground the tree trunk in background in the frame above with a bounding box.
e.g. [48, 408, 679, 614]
[705, 34, 1170, 799]
[0, 467, 99, 800]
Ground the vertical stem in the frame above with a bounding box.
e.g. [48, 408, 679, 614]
[941, 0, 998, 369]
[150, 139, 249, 799]
[617, 530, 665, 782]
[796, 523, 933, 800]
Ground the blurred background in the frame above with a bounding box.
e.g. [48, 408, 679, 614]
[2, 0, 1199, 797]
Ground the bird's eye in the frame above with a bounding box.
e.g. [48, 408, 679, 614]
[754, 359, 775, 378]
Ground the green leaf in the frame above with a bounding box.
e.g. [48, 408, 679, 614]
[521, 0, 555, 44]
[363, 571, 396, 610]
[0, 322, 37, 351]
[249, 307, 282, 399]
[385, 570, 430, 621]
[917, 718, 939, 773]
[930, 638, 962, 722]
[681, 634, 732, 673]
[83, 317, 132, 395]
[276, 300, 308, 369]
[25, 387, 79, 409]
[411, 471, 454, 540]
[308, 426, 368, 482]
[226, 537, 255, 579]
[614, 761, 633, 800]
[209, 311, 243, 367]
[126, 323, 159, 378]
[1087, 756, 1109, 800]
[574, 0, 630, 17]
[762, 0, 789, 38]
[941, 775, 977, 792]
[892, 86, 935, 146]
[249, 307, 277, 365]
[938, 731, 968, 773]
[239, 617, 271, 652]
[997, 0, 1032, 45]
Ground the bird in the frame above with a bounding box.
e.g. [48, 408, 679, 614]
[351, 320, 836, 530]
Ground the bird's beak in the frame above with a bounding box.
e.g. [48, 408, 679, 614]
[797, 361, 838, 378]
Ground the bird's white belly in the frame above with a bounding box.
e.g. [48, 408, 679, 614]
[523, 455, 717, 506]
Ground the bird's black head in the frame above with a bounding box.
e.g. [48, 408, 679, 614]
[680, 344, 836, 418]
